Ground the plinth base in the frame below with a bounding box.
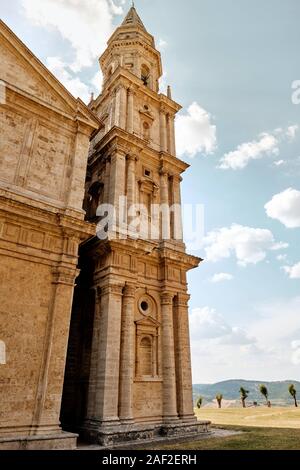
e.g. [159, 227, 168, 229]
[81, 420, 210, 447]
[0, 431, 78, 450]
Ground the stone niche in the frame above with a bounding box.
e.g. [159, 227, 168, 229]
[133, 292, 163, 422]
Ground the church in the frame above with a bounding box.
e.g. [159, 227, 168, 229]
[0, 5, 209, 449]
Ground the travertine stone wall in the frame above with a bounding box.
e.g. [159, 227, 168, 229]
[0, 19, 99, 447]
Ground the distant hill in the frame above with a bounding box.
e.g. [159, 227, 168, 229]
[193, 380, 300, 406]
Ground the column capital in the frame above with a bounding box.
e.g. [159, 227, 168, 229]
[161, 291, 174, 305]
[171, 173, 183, 183]
[115, 83, 126, 93]
[159, 168, 169, 178]
[126, 153, 138, 163]
[101, 283, 124, 296]
[175, 292, 190, 307]
[51, 266, 79, 286]
[123, 282, 136, 298]
[127, 87, 136, 96]
[110, 148, 127, 160]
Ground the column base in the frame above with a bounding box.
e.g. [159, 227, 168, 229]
[0, 431, 78, 450]
[80, 420, 211, 447]
[160, 420, 210, 438]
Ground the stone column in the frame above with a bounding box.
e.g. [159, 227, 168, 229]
[160, 108, 168, 152]
[86, 287, 101, 420]
[109, 150, 126, 233]
[168, 114, 176, 156]
[30, 263, 79, 434]
[127, 88, 134, 134]
[118, 283, 136, 423]
[86, 282, 124, 427]
[109, 91, 116, 130]
[126, 155, 136, 211]
[173, 293, 196, 422]
[171, 175, 183, 241]
[160, 170, 171, 240]
[103, 157, 111, 204]
[115, 85, 127, 130]
[67, 127, 91, 211]
[161, 292, 178, 423]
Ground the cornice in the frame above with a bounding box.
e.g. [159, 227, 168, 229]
[0, 191, 94, 239]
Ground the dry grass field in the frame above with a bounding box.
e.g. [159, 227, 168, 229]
[141, 408, 300, 450]
[196, 406, 300, 429]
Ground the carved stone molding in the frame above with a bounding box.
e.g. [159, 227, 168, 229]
[138, 177, 159, 196]
[171, 174, 183, 184]
[101, 283, 124, 296]
[174, 292, 190, 307]
[126, 154, 138, 163]
[160, 291, 174, 306]
[123, 282, 136, 298]
[51, 266, 79, 286]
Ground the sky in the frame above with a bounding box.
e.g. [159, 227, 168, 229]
[1, 0, 299, 384]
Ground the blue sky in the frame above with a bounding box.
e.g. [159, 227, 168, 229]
[2, 0, 299, 383]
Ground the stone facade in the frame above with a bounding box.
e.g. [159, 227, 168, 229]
[0, 20, 99, 449]
[61, 7, 209, 446]
[0, 7, 209, 450]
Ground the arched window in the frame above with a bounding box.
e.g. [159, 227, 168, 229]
[141, 65, 150, 87]
[0, 340, 6, 365]
[139, 336, 152, 376]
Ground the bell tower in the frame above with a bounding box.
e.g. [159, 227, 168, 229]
[62, 5, 209, 446]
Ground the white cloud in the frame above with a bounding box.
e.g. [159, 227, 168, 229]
[265, 188, 300, 228]
[219, 132, 279, 170]
[210, 272, 233, 283]
[203, 224, 285, 266]
[91, 70, 103, 95]
[21, 0, 124, 71]
[191, 297, 300, 383]
[274, 160, 286, 167]
[159, 71, 168, 94]
[291, 340, 300, 365]
[175, 102, 217, 158]
[158, 38, 168, 49]
[277, 254, 287, 262]
[189, 307, 254, 345]
[46, 56, 91, 102]
[189, 307, 231, 340]
[249, 297, 300, 345]
[271, 242, 289, 251]
[284, 262, 300, 279]
[219, 125, 298, 170]
[46, 57, 104, 102]
[286, 124, 299, 141]
[219, 327, 256, 346]
[189, 307, 265, 383]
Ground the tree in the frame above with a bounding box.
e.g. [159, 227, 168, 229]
[240, 387, 249, 408]
[196, 397, 203, 409]
[288, 384, 298, 408]
[259, 384, 271, 407]
[216, 394, 223, 409]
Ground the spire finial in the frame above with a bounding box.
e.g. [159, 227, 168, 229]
[132, 0, 135, 7]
